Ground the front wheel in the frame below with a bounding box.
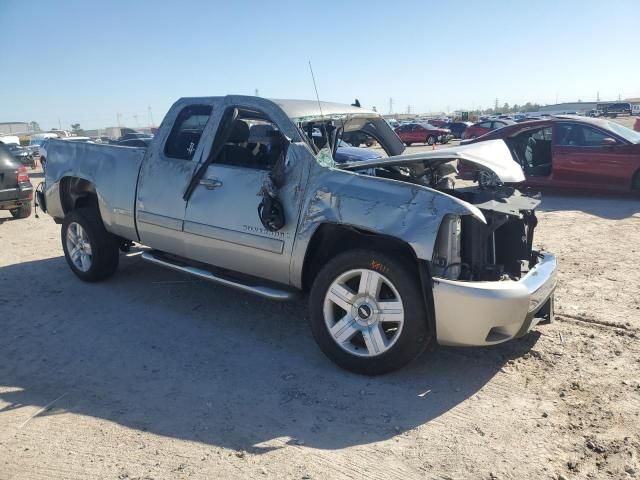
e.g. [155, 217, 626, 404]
[61, 207, 120, 282]
[309, 249, 432, 375]
[426, 136, 436, 145]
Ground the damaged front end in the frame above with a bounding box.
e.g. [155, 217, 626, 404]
[340, 139, 558, 346]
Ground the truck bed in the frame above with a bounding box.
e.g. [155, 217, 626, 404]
[44, 140, 146, 241]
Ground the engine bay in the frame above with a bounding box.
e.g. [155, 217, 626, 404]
[359, 161, 541, 283]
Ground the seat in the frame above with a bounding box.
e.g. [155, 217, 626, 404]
[248, 124, 283, 169]
[217, 120, 253, 166]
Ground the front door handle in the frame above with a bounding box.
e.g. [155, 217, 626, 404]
[199, 178, 223, 190]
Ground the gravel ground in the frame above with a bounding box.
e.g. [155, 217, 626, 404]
[1, 161, 639, 480]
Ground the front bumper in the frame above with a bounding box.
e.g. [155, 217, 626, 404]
[432, 252, 558, 346]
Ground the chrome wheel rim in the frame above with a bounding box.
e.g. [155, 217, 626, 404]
[323, 269, 404, 357]
[66, 222, 92, 272]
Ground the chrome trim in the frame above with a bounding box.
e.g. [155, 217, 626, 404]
[137, 211, 183, 231]
[183, 221, 284, 254]
[141, 252, 296, 300]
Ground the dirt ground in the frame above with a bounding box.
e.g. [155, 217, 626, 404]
[1, 156, 639, 480]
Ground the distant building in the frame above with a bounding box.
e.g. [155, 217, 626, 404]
[83, 126, 155, 139]
[539, 99, 640, 115]
[0, 122, 29, 135]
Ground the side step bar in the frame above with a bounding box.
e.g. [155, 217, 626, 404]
[141, 251, 298, 301]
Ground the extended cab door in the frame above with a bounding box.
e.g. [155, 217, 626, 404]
[135, 104, 214, 256]
[182, 109, 305, 285]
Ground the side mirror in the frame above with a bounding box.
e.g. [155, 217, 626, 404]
[601, 137, 617, 146]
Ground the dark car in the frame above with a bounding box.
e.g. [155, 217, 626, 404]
[603, 102, 632, 118]
[443, 121, 473, 139]
[341, 131, 375, 147]
[0, 143, 33, 219]
[459, 116, 640, 192]
[394, 123, 453, 146]
[462, 119, 515, 139]
[5, 143, 35, 168]
[117, 137, 153, 148]
[334, 140, 382, 164]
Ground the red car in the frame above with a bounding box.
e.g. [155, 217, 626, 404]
[459, 116, 640, 192]
[394, 123, 453, 146]
[462, 119, 514, 139]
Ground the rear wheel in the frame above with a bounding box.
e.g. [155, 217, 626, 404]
[9, 203, 31, 219]
[309, 249, 432, 375]
[405, 142, 412, 147]
[427, 136, 436, 145]
[61, 207, 120, 282]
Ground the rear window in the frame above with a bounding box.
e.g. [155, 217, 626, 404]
[164, 105, 212, 160]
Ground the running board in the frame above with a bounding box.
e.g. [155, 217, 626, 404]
[141, 251, 297, 301]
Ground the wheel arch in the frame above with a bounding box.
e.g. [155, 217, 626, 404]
[301, 223, 420, 293]
[59, 176, 100, 214]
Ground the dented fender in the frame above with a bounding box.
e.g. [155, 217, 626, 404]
[289, 159, 486, 288]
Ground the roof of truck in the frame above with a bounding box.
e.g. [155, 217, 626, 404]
[270, 99, 377, 119]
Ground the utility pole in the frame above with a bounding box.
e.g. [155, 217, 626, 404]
[255, 88, 260, 97]
[148, 106, 155, 128]
[596, 91, 600, 102]
[389, 97, 393, 115]
[494, 98, 498, 111]
[116, 113, 122, 128]
[58, 117, 62, 130]
[406, 105, 411, 115]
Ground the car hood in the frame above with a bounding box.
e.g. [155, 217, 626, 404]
[340, 139, 525, 183]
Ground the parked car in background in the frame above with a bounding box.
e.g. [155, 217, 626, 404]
[462, 119, 514, 139]
[588, 109, 604, 117]
[443, 121, 473, 139]
[459, 115, 640, 192]
[0, 143, 33, 219]
[6, 144, 35, 168]
[342, 131, 375, 147]
[117, 137, 153, 148]
[427, 119, 449, 128]
[334, 140, 382, 164]
[40, 136, 93, 167]
[632, 104, 640, 116]
[394, 122, 453, 146]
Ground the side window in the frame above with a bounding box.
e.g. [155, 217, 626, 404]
[532, 127, 553, 141]
[491, 121, 504, 129]
[478, 121, 492, 128]
[215, 115, 285, 170]
[581, 126, 609, 146]
[557, 124, 608, 147]
[164, 105, 212, 160]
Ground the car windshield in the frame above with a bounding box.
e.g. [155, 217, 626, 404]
[605, 121, 640, 144]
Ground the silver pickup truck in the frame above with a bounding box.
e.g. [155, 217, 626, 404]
[40, 96, 557, 374]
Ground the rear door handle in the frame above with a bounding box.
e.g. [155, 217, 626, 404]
[199, 178, 223, 190]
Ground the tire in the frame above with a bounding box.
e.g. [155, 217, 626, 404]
[405, 142, 412, 147]
[309, 249, 432, 375]
[10, 203, 32, 219]
[427, 136, 435, 146]
[61, 207, 120, 282]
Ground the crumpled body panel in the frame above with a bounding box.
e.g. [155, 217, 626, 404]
[289, 156, 486, 288]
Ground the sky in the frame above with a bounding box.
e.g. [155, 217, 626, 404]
[1, 0, 638, 130]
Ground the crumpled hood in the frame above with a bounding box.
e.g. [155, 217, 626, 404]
[340, 139, 524, 183]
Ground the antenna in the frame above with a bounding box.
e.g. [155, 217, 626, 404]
[308, 60, 324, 120]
